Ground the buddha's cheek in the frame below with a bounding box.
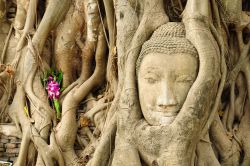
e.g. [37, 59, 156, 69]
[139, 82, 158, 107]
[139, 83, 161, 124]
[174, 83, 193, 107]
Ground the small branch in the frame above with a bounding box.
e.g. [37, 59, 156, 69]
[237, 99, 250, 166]
[242, 61, 250, 99]
[49, 130, 65, 166]
[222, 104, 229, 128]
[77, 134, 89, 147]
[210, 114, 234, 160]
[80, 0, 101, 82]
[15, 130, 30, 166]
[59, 80, 79, 100]
[60, 79, 80, 100]
[202, 22, 227, 136]
[234, 74, 247, 120]
[32, 0, 71, 53]
[91, 114, 117, 166]
[103, 0, 118, 93]
[73, 25, 107, 103]
[227, 83, 235, 132]
[16, 0, 38, 52]
[85, 102, 111, 122]
[228, 39, 250, 85]
[0, 24, 13, 63]
[83, 127, 95, 142]
[177, 0, 183, 11]
[14, 0, 29, 31]
[29, 126, 56, 166]
[196, 132, 220, 166]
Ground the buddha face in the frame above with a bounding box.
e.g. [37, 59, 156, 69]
[138, 53, 198, 126]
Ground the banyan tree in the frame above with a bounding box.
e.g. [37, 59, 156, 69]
[0, 0, 250, 165]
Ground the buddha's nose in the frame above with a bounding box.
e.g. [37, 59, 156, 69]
[157, 82, 177, 109]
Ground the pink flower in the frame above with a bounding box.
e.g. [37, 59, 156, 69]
[46, 78, 60, 99]
[55, 91, 60, 98]
[48, 76, 54, 81]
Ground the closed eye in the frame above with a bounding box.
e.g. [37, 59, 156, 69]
[144, 74, 160, 84]
[145, 77, 158, 84]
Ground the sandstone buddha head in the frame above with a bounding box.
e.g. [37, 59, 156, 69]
[137, 22, 198, 126]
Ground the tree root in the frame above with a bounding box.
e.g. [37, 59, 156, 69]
[1, 23, 13, 63]
[20, 0, 71, 81]
[30, 127, 64, 166]
[210, 114, 240, 165]
[85, 102, 111, 124]
[234, 74, 247, 121]
[90, 114, 117, 166]
[238, 99, 250, 165]
[9, 79, 64, 166]
[25, 64, 56, 126]
[79, 0, 100, 82]
[227, 82, 235, 132]
[0, 123, 22, 138]
[14, 0, 29, 31]
[54, 0, 85, 87]
[89, 82, 121, 165]
[16, 0, 38, 52]
[73, 25, 107, 104]
[55, 23, 107, 165]
[1, 7, 71, 164]
[15, 130, 30, 166]
[104, 0, 118, 94]
[195, 132, 220, 166]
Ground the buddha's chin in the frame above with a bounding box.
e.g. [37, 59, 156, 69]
[159, 116, 176, 125]
[144, 114, 177, 126]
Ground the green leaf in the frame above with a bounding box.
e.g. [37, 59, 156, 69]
[53, 99, 61, 119]
[57, 72, 63, 85]
[40, 77, 44, 86]
[60, 87, 66, 92]
[40, 70, 50, 87]
[24, 106, 30, 118]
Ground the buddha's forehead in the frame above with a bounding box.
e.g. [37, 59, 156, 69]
[139, 52, 198, 76]
[140, 52, 198, 67]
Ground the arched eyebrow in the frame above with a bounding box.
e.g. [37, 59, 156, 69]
[140, 67, 161, 77]
[144, 66, 160, 71]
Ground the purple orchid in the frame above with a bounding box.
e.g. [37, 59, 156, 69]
[48, 76, 54, 81]
[46, 76, 61, 100]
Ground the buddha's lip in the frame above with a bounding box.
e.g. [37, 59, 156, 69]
[154, 107, 179, 116]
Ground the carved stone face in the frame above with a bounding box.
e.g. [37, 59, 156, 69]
[138, 53, 198, 126]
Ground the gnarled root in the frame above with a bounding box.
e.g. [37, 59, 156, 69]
[195, 132, 220, 166]
[54, 0, 85, 87]
[56, 24, 107, 165]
